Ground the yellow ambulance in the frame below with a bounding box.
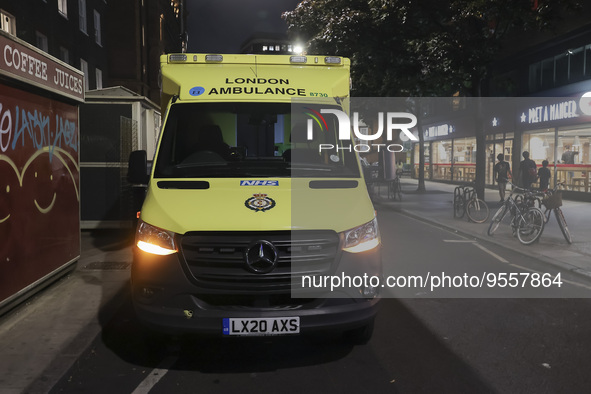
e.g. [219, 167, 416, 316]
[128, 53, 381, 343]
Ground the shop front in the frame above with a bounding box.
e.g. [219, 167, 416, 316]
[0, 32, 84, 314]
[516, 97, 591, 195]
[413, 116, 476, 183]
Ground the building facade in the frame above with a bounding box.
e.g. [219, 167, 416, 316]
[0, 0, 185, 102]
[411, 14, 591, 201]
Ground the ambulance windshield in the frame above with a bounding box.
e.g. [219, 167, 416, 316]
[154, 102, 361, 178]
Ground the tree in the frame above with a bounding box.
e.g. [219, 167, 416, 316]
[283, 0, 581, 193]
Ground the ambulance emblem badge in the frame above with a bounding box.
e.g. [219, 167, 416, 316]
[245, 193, 276, 212]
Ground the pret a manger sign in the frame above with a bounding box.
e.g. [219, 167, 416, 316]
[306, 109, 418, 153]
[0, 33, 84, 102]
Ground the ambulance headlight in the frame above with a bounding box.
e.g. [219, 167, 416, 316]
[136, 220, 178, 256]
[342, 218, 380, 253]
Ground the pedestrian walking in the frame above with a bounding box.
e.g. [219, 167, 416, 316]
[519, 151, 538, 190]
[538, 160, 551, 191]
[493, 153, 512, 202]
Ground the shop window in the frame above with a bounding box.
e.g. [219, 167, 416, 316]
[432, 141, 452, 180]
[557, 127, 590, 192]
[523, 130, 554, 163]
[453, 137, 476, 182]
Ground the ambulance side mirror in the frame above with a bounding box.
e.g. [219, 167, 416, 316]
[128, 150, 149, 185]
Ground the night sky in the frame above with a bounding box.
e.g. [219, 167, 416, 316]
[186, 0, 301, 53]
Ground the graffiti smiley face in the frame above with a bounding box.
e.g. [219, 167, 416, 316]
[25, 153, 57, 214]
[0, 148, 79, 223]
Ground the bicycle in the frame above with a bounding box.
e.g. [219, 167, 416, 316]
[539, 182, 572, 244]
[487, 181, 545, 245]
[453, 183, 489, 223]
[517, 182, 572, 244]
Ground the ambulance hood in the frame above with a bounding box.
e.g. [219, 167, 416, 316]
[140, 178, 375, 235]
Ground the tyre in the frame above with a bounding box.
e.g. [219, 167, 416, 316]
[453, 192, 465, 219]
[554, 208, 573, 244]
[466, 198, 489, 223]
[488, 204, 507, 235]
[516, 207, 545, 245]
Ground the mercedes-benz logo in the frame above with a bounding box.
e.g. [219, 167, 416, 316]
[244, 240, 278, 274]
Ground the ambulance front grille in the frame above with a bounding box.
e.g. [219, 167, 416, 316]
[179, 231, 339, 291]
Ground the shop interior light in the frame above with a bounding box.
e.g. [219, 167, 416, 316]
[573, 135, 581, 147]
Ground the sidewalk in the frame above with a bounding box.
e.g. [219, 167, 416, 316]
[374, 178, 591, 278]
[0, 230, 133, 393]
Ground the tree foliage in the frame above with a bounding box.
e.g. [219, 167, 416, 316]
[283, 0, 581, 97]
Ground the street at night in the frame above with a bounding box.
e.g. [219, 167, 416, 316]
[3, 1, 591, 393]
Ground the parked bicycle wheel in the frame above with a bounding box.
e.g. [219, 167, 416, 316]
[554, 208, 573, 244]
[488, 204, 508, 235]
[466, 198, 489, 223]
[453, 189, 465, 218]
[516, 207, 545, 245]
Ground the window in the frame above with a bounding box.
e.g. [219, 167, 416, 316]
[556, 126, 590, 192]
[80, 59, 89, 91]
[58, 0, 68, 18]
[431, 140, 452, 180]
[0, 10, 16, 35]
[555, 53, 569, 86]
[540, 58, 554, 90]
[79, 0, 87, 34]
[93, 10, 102, 45]
[35, 31, 48, 52]
[570, 47, 585, 82]
[59, 46, 70, 64]
[95, 68, 103, 89]
[529, 44, 591, 92]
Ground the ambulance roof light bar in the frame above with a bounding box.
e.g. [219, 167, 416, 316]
[169, 54, 187, 62]
[290, 56, 307, 63]
[205, 54, 223, 62]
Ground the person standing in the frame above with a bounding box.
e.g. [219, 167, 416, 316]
[493, 153, 512, 202]
[520, 151, 538, 190]
[538, 160, 551, 191]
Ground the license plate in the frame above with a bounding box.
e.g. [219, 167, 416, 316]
[222, 317, 300, 336]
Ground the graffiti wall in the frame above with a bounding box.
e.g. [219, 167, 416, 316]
[0, 82, 80, 304]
